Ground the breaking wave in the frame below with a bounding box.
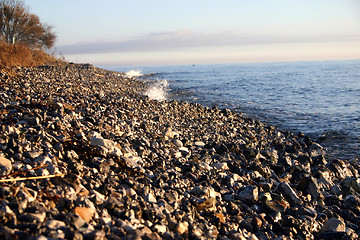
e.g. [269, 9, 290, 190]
[125, 70, 143, 78]
[145, 79, 169, 101]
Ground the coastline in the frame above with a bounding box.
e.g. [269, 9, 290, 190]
[0, 63, 359, 239]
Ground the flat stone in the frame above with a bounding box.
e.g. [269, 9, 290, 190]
[238, 185, 258, 202]
[0, 154, 12, 175]
[24, 150, 42, 159]
[196, 197, 216, 211]
[277, 182, 302, 205]
[100, 217, 112, 225]
[91, 189, 106, 204]
[198, 162, 212, 171]
[126, 188, 137, 197]
[194, 141, 205, 148]
[179, 147, 189, 153]
[145, 192, 157, 203]
[75, 206, 96, 223]
[19, 212, 46, 223]
[212, 162, 229, 171]
[46, 220, 66, 230]
[91, 137, 115, 150]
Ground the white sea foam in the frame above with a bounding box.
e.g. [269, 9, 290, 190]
[125, 70, 143, 78]
[145, 79, 169, 101]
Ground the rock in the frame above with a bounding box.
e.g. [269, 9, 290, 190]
[100, 217, 112, 225]
[91, 189, 106, 204]
[126, 188, 137, 198]
[145, 192, 157, 204]
[70, 214, 87, 230]
[196, 197, 216, 211]
[344, 195, 360, 210]
[91, 137, 115, 150]
[34, 236, 49, 240]
[342, 177, 360, 192]
[176, 221, 189, 235]
[179, 147, 190, 155]
[277, 182, 302, 205]
[198, 162, 212, 171]
[154, 224, 167, 235]
[248, 234, 259, 240]
[165, 191, 179, 204]
[194, 141, 205, 148]
[212, 162, 229, 171]
[19, 212, 46, 223]
[322, 218, 346, 232]
[67, 150, 79, 160]
[238, 186, 258, 202]
[74, 207, 96, 223]
[173, 139, 183, 147]
[0, 187, 12, 198]
[0, 154, 12, 175]
[46, 220, 66, 230]
[265, 199, 289, 212]
[163, 127, 179, 139]
[24, 150, 42, 159]
[298, 175, 323, 200]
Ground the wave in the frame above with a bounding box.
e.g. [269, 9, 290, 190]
[125, 70, 143, 78]
[145, 79, 169, 101]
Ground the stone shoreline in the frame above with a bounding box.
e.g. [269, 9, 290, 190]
[1, 63, 360, 239]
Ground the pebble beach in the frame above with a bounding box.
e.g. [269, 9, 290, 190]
[1, 63, 360, 239]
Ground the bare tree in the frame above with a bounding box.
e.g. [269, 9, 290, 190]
[0, 0, 56, 49]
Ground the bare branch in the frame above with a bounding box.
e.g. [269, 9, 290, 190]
[0, 0, 56, 48]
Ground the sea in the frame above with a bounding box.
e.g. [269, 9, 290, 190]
[106, 60, 360, 161]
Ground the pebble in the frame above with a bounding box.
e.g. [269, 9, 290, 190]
[0, 63, 359, 239]
[145, 192, 157, 203]
[194, 141, 205, 148]
[46, 220, 66, 230]
[212, 162, 229, 171]
[322, 218, 346, 232]
[75, 207, 96, 223]
[238, 185, 259, 202]
[0, 154, 12, 175]
[176, 221, 189, 235]
[277, 182, 302, 205]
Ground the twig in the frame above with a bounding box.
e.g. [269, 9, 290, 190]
[0, 173, 65, 183]
[0, 164, 49, 179]
[9, 104, 35, 115]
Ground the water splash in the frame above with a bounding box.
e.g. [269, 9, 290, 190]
[125, 70, 143, 78]
[145, 79, 169, 101]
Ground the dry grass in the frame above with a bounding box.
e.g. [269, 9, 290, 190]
[0, 40, 61, 71]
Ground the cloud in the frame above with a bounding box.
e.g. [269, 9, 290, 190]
[58, 29, 360, 55]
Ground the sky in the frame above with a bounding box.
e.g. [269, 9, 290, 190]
[24, 0, 360, 66]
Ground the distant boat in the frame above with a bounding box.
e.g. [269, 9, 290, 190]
[192, 64, 195, 66]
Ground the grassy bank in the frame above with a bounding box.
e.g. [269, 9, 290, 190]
[0, 41, 59, 71]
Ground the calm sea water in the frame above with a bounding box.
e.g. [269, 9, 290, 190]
[108, 60, 360, 161]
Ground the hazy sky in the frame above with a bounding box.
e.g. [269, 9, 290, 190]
[25, 0, 360, 66]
